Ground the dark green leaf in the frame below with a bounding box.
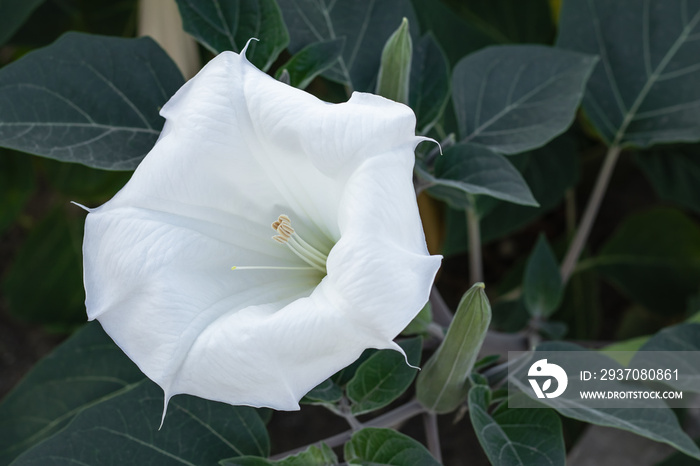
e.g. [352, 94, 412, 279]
[440, 0, 555, 45]
[523, 235, 564, 318]
[425, 142, 538, 209]
[175, 0, 289, 71]
[0, 32, 184, 170]
[443, 135, 579, 255]
[222, 444, 338, 466]
[491, 298, 530, 333]
[275, 39, 345, 89]
[510, 342, 700, 460]
[0, 0, 44, 45]
[0, 323, 143, 465]
[557, 0, 700, 148]
[39, 158, 131, 203]
[480, 135, 579, 241]
[277, 0, 418, 91]
[590, 208, 700, 313]
[301, 379, 343, 406]
[344, 427, 440, 466]
[452, 45, 597, 154]
[347, 337, 421, 415]
[12, 381, 269, 466]
[332, 349, 377, 387]
[410, 0, 496, 66]
[0, 150, 34, 235]
[475, 355, 502, 372]
[636, 144, 700, 213]
[409, 34, 449, 134]
[468, 385, 565, 466]
[3, 207, 85, 326]
[221, 458, 272, 466]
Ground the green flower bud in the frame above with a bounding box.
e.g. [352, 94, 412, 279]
[375, 17, 412, 104]
[416, 283, 492, 413]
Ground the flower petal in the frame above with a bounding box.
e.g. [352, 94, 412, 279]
[83, 48, 440, 412]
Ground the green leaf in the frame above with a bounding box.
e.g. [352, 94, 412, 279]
[480, 135, 579, 241]
[221, 444, 338, 466]
[636, 144, 700, 213]
[440, 0, 555, 45]
[0, 150, 34, 235]
[175, 0, 289, 71]
[510, 342, 700, 460]
[410, 0, 496, 67]
[275, 38, 345, 89]
[346, 337, 421, 415]
[443, 135, 579, 255]
[278, 0, 418, 91]
[639, 322, 700, 352]
[416, 283, 492, 413]
[0, 32, 184, 170]
[589, 208, 700, 314]
[0, 0, 44, 45]
[491, 298, 530, 333]
[12, 381, 270, 466]
[0, 323, 143, 465]
[332, 349, 377, 387]
[630, 323, 700, 393]
[344, 428, 440, 466]
[2, 207, 85, 326]
[452, 45, 597, 154]
[409, 34, 450, 134]
[424, 142, 538, 209]
[468, 385, 565, 466]
[557, 0, 700, 148]
[301, 379, 343, 406]
[523, 235, 564, 318]
[376, 18, 412, 104]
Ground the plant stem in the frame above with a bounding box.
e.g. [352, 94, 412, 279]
[560, 145, 621, 283]
[270, 400, 426, 460]
[423, 412, 442, 463]
[466, 206, 483, 284]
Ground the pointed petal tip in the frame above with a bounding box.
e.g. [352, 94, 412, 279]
[159, 391, 173, 430]
[391, 340, 421, 370]
[241, 38, 259, 59]
[70, 200, 93, 213]
[415, 136, 441, 154]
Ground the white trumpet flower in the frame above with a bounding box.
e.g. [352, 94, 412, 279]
[81, 44, 442, 414]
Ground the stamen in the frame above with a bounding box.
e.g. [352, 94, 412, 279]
[232, 215, 330, 274]
[270, 214, 328, 273]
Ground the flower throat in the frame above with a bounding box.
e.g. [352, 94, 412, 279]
[232, 214, 328, 273]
